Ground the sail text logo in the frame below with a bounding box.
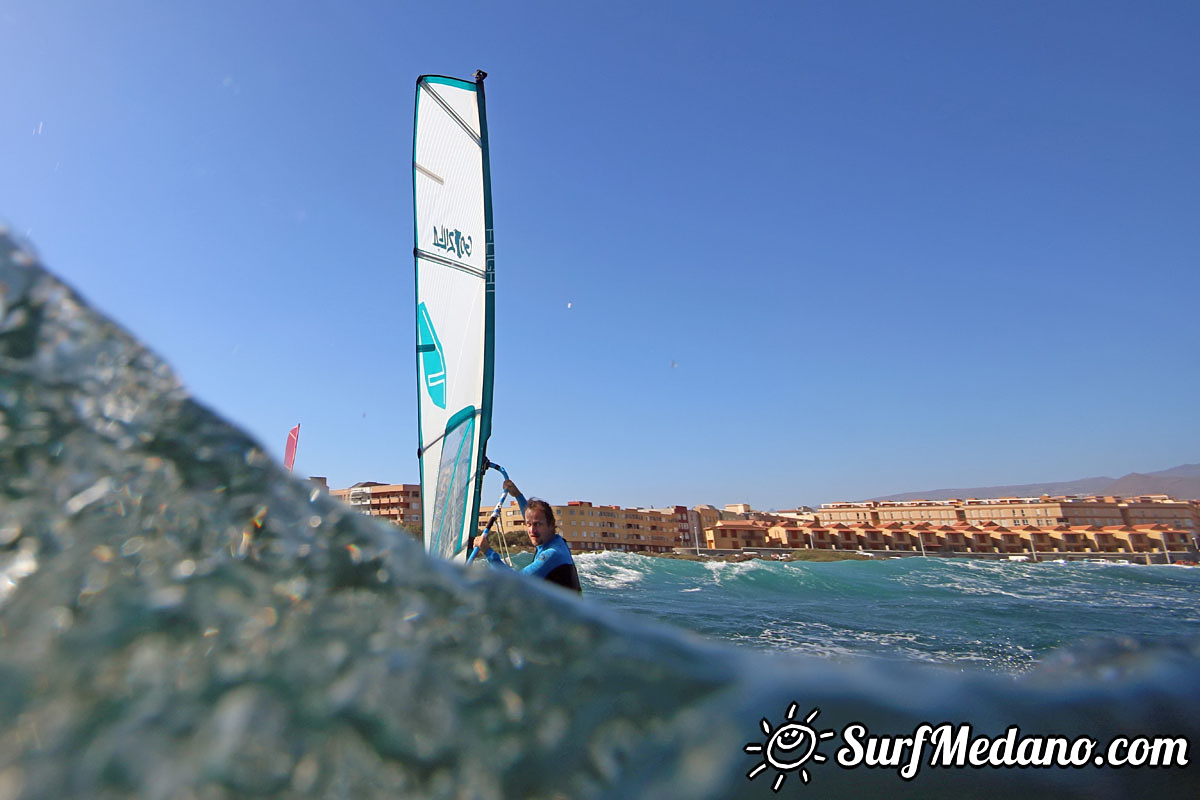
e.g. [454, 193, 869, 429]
[432, 225, 472, 259]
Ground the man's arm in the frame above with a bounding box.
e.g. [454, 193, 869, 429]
[504, 480, 527, 514]
[478, 543, 557, 577]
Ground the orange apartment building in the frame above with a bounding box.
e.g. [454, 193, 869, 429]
[328, 482, 422, 529]
[1121, 495, 1197, 529]
[743, 518, 1194, 557]
[704, 520, 773, 549]
[767, 522, 811, 549]
[713, 493, 1200, 557]
[644, 505, 693, 549]
[692, 505, 723, 547]
[959, 497, 1125, 528]
[329, 482, 681, 553]
[326, 481, 1199, 559]
[816, 496, 1199, 534]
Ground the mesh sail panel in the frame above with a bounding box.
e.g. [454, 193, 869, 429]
[427, 411, 476, 560]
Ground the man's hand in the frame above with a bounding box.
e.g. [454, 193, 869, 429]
[503, 479, 520, 497]
[473, 532, 489, 551]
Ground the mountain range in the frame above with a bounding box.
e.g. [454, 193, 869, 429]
[869, 463, 1200, 503]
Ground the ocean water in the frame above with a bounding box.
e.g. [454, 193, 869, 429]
[1, 228, 1198, 799]
[578, 551, 1200, 673]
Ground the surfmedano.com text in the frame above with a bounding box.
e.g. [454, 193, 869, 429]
[837, 722, 1189, 780]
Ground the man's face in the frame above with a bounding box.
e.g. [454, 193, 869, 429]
[524, 507, 553, 547]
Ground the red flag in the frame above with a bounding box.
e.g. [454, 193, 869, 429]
[284, 424, 300, 471]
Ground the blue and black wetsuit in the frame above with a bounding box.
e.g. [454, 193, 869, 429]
[484, 492, 581, 593]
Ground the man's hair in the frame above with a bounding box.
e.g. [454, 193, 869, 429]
[526, 498, 556, 531]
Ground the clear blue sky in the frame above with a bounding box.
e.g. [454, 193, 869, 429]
[3, 1, 1197, 509]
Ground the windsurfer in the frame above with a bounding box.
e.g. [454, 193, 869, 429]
[473, 481, 581, 594]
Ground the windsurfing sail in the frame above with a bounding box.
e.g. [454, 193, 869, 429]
[412, 71, 496, 562]
[284, 424, 300, 471]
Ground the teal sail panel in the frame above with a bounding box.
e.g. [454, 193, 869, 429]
[413, 73, 495, 562]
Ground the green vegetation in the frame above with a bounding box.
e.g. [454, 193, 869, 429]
[487, 527, 529, 550]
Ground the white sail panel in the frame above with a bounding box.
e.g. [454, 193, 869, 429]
[413, 74, 494, 562]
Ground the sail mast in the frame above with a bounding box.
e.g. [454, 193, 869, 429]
[474, 69, 496, 529]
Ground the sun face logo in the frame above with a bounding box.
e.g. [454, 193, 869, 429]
[745, 704, 836, 791]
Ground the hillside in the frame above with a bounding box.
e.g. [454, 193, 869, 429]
[870, 463, 1200, 503]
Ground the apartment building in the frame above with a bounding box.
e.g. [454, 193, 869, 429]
[1121, 496, 1197, 530]
[328, 483, 1199, 558]
[776, 508, 818, 522]
[817, 496, 1198, 532]
[818, 501, 882, 526]
[693, 505, 723, 540]
[329, 482, 422, 528]
[745, 518, 1194, 557]
[767, 522, 811, 549]
[643, 505, 692, 548]
[704, 520, 772, 549]
[960, 497, 1125, 528]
